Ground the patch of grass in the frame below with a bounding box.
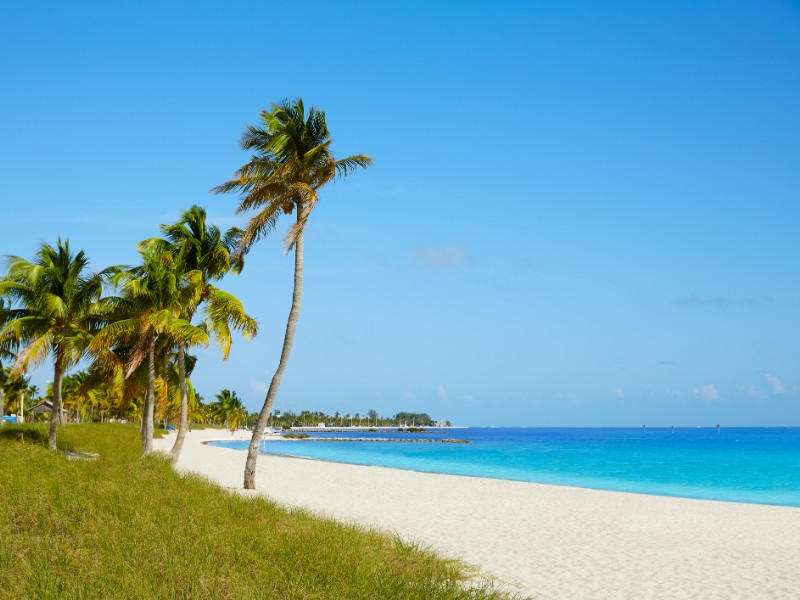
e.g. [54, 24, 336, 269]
[0, 424, 523, 599]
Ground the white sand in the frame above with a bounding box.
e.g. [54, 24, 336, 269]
[155, 429, 800, 599]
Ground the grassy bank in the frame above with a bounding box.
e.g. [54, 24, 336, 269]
[0, 424, 521, 599]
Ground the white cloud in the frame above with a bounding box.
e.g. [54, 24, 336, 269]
[695, 384, 719, 401]
[743, 374, 785, 400]
[414, 244, 467, 270]
[763, 373, 784, 394]
[437, 384, 448, 400]
[744, 385, 768, 400]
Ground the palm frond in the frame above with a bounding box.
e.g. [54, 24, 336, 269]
[335, 154, 373, 178]
[11, 332, 54, 378]
[204, 286, 258, 359]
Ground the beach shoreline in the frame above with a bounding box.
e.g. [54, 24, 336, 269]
[156, 429, 800, 599]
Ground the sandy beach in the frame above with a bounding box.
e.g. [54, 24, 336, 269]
[155, 429, 800, 600]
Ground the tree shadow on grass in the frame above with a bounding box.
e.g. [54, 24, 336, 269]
[0, 424, 75, 452]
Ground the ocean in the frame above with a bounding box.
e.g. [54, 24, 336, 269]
[210, 427, 800, 507]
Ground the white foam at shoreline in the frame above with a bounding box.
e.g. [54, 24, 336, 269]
[156, 429, 800, 599]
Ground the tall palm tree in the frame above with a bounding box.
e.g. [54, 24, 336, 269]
[91, 246, 208, 453]
[210, 389, 247, 433]
[214, 98, 371, 488]
[0, 239, 109, 449]
[142, 205, 257, 459]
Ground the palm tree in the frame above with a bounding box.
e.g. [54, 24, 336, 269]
[142, 205, 257, 459]
[0, 365, 29, 424]
[193, 395, 209, 425]
[91, 246, 208, 453]
[0, 239, 109, 449]
[214, 98, 371, 489]
[62, 370, 92, 423]
[0, 298, 11, 425]
[153, 346, 201, 431]
[210, 389, 247, 433]
[0, 366, 6, 425]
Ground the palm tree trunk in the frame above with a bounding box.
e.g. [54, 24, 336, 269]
[0, 388, 4, 426]
[170, 343, 189, 459]
[142, 336, 157, 454]
[50, 354, 65, 450]
[243, 213, 305, 489]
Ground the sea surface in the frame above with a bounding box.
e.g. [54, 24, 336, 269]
[210, 427, 800, 507]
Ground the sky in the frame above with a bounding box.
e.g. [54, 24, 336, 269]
[1, 1, 799, 426]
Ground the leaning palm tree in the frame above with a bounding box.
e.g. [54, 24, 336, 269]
[142, 205, 257, 459]
[0, 239, 110, 449]
[214, 98, 371, 488]
[91, 246, 209, 453]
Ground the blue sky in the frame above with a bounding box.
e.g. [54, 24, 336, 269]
[1, 1, 799, 425]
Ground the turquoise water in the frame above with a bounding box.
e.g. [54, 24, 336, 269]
[211, 428, 800, 507]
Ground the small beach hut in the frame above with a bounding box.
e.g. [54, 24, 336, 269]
[29, 400, 72, 422]
[29, 400, 53, 422]
[30, 400, 54, 415]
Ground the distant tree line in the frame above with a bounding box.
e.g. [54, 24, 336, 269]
[268, 409, 451, 428]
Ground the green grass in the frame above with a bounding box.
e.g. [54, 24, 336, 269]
[0, 423, 523, 599]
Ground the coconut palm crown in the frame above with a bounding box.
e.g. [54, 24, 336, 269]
[213, 97, 372, 254]
[210, 388, 247, 433]
[141, 206, 256, 360]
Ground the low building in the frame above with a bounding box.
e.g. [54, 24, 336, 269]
[30, 400, 54, 415]
[29, 401, 72, 421]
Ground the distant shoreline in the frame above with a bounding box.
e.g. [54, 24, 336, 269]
[282, 425, 469, 431]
